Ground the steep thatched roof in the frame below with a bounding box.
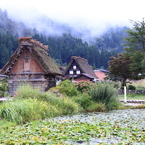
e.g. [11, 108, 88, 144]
[0, 37, 62, 75]
[63, 56, 97, 79]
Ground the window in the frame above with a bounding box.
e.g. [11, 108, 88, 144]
[69, 70, 73, 74]
[73, 65, 76, 69]
[76, 70, 80, 74]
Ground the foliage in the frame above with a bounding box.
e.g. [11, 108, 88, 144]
[0, 95, 80, 124]
[0, 99, 60, 124]
[87, 102, 106, 112]
[72, 93, 92, 110]
[132, 104, 145, 109]
[90, 81, 118, 110]
[59, 97, 80, 115]
[14, 83, 41, 99]
[39, 92, 81, 115]
[0, 109, 145, 144]
[128, 84, 136, 90]
[123, 18, 145, 77]
[108, 53, 139, 86]
[74, 81, 97, 94]
[56, 80, 78, 97]
[0, 84, 80, 124]
[0, 78, 8, 97]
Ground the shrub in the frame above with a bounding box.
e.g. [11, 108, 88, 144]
[87, 102, 106, 112]
[73, 93, 92, 110]
[58, 97, 80, 115]
[75, 81, 97, 94]
[90, 81, 118, 110]
[128, 84, 136, 90]
[14, 83, 41, 99]
[39, 92, 81, 115]
[56, 80, 78, 97]
[0, 78, 8, 97]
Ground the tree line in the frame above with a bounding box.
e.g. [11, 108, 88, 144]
[33, 33, 118, 69]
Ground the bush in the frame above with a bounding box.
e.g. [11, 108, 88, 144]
[73, 93, 92, 110]
[128, 84, 136, 90]
[39, 92, 81, 115]
[56, 80, 78, 97]
[75, 81, 97, 94]
[90, 81, 118, 110]
[0, 78, 9, 97]
[14, 83, 41, 99]
[87, 102, 106, 112]
[59, 97, 80, 115]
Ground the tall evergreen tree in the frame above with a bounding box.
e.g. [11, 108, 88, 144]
[124, 18, 145, 76]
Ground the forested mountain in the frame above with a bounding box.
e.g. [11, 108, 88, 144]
[0, 8, 129, 69]
[94, 26, 129, 53]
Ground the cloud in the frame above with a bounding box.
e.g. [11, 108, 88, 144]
[0, 0, 145, 40]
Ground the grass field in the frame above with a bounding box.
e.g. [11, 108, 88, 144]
[119, 94, 145, 100]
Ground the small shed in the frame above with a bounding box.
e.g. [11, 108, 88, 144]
[63, 56, 98, 82]
[0, 37, 62, 96]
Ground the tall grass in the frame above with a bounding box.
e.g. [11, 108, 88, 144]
[38, 92, 81, 115]
[90, 81, 119, 110]
[14, 83, 41, 99]
[0, 84, 81, 124]
[0, 99, 60, 124]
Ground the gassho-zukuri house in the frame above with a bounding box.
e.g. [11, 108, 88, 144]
[63, 56, 98, 82]
[0, 37, 62, 96]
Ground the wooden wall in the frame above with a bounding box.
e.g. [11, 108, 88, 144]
[10, 48, 43, 74]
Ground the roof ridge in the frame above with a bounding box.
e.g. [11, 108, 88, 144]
[71, 56, 87, 61]
[18, 37, 48, 51]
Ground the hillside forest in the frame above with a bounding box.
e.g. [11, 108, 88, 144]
[0, 8, 129, 69]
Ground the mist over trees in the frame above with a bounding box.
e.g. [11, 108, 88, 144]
[0, 8, 128, 69]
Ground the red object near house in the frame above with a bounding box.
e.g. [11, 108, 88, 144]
[94, 69, 109, 81]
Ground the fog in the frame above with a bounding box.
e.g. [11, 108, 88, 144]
[0, 0, 145, 41]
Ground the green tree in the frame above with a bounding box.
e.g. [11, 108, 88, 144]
[123, 18, 145, 76]
[108, 53, 138, 87]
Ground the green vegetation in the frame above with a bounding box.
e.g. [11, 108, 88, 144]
[75, 81, 97, 94]
[1, 80, 145, 144]
[0, 78, 8, 97]
[90, 81, 121, 110]
[0, 80, 122, 125]
[119, 94, 145, 100]
[0, 109, 145, 144]
[127, 84, 136, 90]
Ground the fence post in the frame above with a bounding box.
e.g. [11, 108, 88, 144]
[124, 86, 127, 103]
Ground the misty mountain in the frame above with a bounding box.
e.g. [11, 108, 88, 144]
[94, 26, 129, 53]
[0, 8, 129, 49]
[0, 8, 129, 69]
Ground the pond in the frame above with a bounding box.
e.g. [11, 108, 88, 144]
[0, 109, 145, 144]
[47, 109, 145, 144]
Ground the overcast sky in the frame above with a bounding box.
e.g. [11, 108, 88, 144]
[1, 0, 145, 36]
